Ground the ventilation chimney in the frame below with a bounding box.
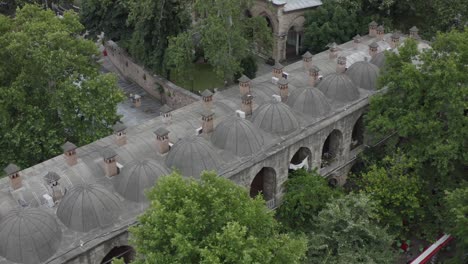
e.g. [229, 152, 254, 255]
[278, 78, 289, 103]
[132, 94, 141, 108]
[272, 94, 281, 102]
[369, 21, 378, 37]
[241, 94, 253, 116]
[44, 171, 62, 203]
[302, 51, 313, 70]
[328, 42, 338, 59]
[62, 141, 77, 166]
[201, 110, 214, 134]
[377, 25, 385, 41]
[353, 34, 361, 49]
[409, 26, 419, 39]
[272, 62, 284, 79]
[4, 164, 22, 190]
[369, 42, 379, 58]
[336, 56, 347, 73]
[201, 89, 214, 110]
[102, 148, 118, 177]
[154, 127, 170, 154]
[390, 32, 400, 49]
[238, 75, 251, 96]
[309, 66, 320, 87]
[160, 104, 173, 125]
[112, 122, 127, 146]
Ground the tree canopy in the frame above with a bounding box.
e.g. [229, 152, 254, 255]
[0, 5, 123, 169]
[128, 171, 307, 264]
[445, 185, 468, 260]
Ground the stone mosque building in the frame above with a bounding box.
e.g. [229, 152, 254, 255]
[0, 11, 429, 264]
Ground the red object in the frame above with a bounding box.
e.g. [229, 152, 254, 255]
[401, 241, 409, 252]
[103, 50, 108, 57]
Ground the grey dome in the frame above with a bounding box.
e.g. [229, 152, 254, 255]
[317, 73, 360, 103]
[287, 88, 332, 117]
[212, 116, 264, 156]
[113, 159, 169, 203]
[370, 52, 386, 69]
[347, 60, 380, 90]
[0, 192, 16, 219]
[0, 208, 62, 264]
[57, 183, 120, 232]
[252, 99, 299, 135]
[166, 136, 222, 178]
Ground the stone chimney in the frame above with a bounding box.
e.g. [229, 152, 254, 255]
[241, 94, 253, 116]
[336, 56, 347, 73]
[238, 75, 251, 96]
[309, 66, 320, 87]
[302, 51, 313, 70]
[369, 42, 379, 58]
[62, 141, 77, 166]
[160, 104, 173, 125]
[353, 34, 361, 49]
[377, 25, 385, 41]
[201, 110, 214, 134]
[369, 21, 378, 37]
[4, 164, 21, 190]
[272, 62, 284, 79]
[201, 89, 213, 110]
[328, 42, 338, 59]
[102, 147, 118, 177]
[132, 94, 141, 108]
[154, 127, 170, 154]
[409, 26, 419, 39]
[112, 122, 127, 146]
[278, 78, 289, 103]
[390, 32, 400, 49]
[44, 171, 62, 203]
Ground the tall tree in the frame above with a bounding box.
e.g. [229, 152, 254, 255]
[276, 169, 343, 233]
[444, 185, 468, 262]
[308, 193, 396, 264]
[0, 5, 124, 169]
[126, 0, 191, 75]
[165, 0, 272, 82]
[128, 171, 307, 264]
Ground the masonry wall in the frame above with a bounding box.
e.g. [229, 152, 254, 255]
[104, 41, 200, 109]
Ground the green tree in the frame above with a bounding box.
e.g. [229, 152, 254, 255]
[166, 0, 271, 83]
[129, 171, 307, 264]
[0, 5, 124, 169]
[367, 30, 468, 180]
[358, 151, 423, 237]
[126, 0, 191, 75]
[303, 0, 369, 53]
[308, 193, 396, 264]
[445, 185, 468, 261]
[277, 169, 343, 232]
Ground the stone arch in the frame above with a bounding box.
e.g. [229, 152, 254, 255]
[101, 245, 136, 264]
[286, 16, 306, 59]
[350, 115, 365, 150]
[289, 146, 312, 171]
[250, 5, 278, 34]
[321, 129, 343, 168]
[250, 167, 277, 208]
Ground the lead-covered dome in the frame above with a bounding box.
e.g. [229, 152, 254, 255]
[0, 192, 16, 219]
[113, 159, 169, 203]
[346, 60, 380, 90]
[57, 183, 120, 232]
[0, 208, 62, 264]
[317, 73, 360, 103]
[212, 116, 264, 156]
[370, 52, 386, 69]
[287, 88, 331, 117]
[166, 136, 222, 178]
[252, 99, 299, 135]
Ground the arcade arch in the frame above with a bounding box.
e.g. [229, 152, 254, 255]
[321, 129, 343, 168]
[351, 116, 365, 150]
[250, 167, 276, 208]
[289, 147, 312, 171]
[101, 246, 135, 264]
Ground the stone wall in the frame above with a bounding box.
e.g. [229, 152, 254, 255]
[104, 41, 200, 109]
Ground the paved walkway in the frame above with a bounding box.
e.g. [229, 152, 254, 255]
[99, 57, 162, 127]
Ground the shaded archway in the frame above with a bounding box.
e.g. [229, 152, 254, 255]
[101, 246, 135, 264]
[351, 116, 364, 150]
[321, 129, 343, 168]
[286, 26, 302, 59]
[250, 167, 276, 208]
[289, 147, 312, 171]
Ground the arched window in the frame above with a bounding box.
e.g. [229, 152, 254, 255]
[351, 116, 364, 150]
[250, 167, 276, 209]
[101, 246, 135, 264]
[289, 147, 312, 171]
[321, 130, 343, 168]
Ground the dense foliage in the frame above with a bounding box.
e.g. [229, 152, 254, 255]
[128, 171, 307, 263]
[277, 169, 342, 232]
[0, 5, 123, 169]
[445, 185, 468, 260]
